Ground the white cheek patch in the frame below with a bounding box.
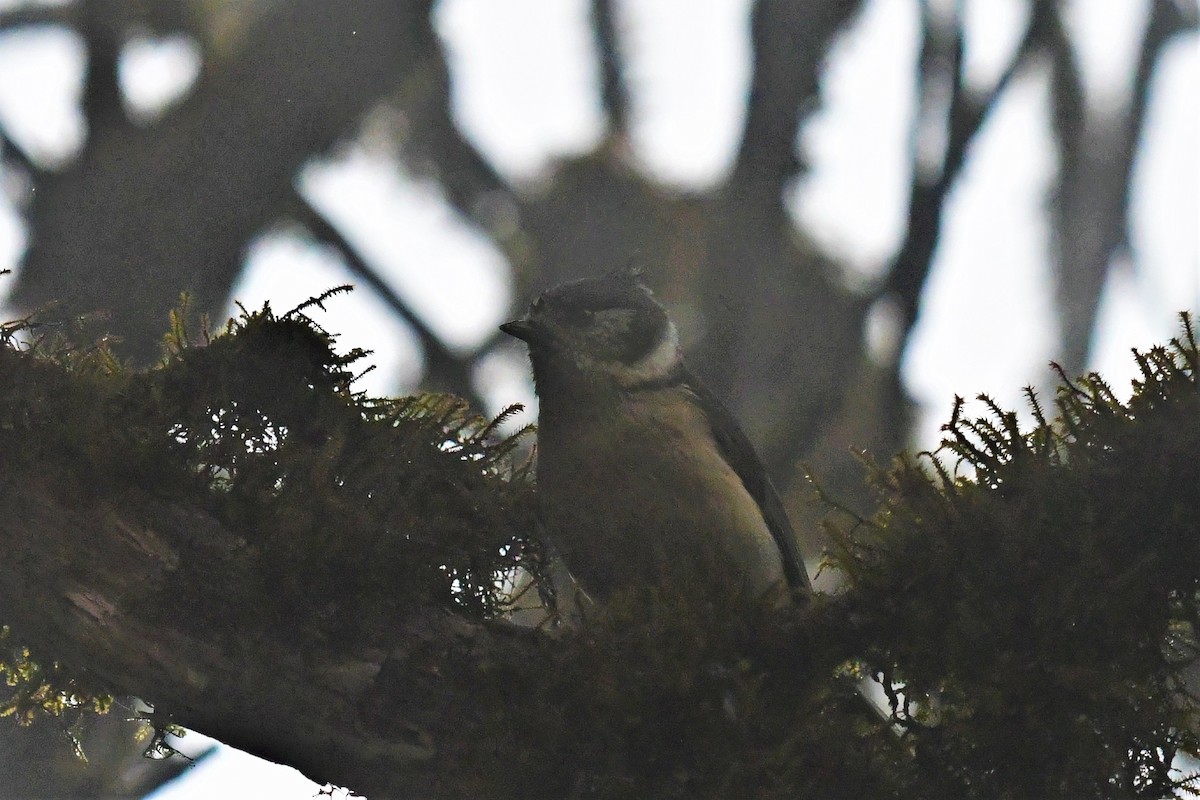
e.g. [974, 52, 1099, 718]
[612, 322, 681, 387]
[641, 322, 681, 374]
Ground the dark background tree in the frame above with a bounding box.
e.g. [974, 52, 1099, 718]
[0, 0, 1196, 796]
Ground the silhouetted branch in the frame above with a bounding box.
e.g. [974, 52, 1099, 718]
[398, 2, 514, 222]
[0, 126, 38, 177]
[694, 1, 867, 492]
[1048, 0, 1193, 373]
[79, 1, 129, 133]
[13, 0, 422, 363]
[591, 0, 629, 136]
[1045, 3, 1097, 374]
[730, 0, 863, 205]
[0, 5, 74, 29]
[1119, 0, 1194, 252]
[289, 192, 489, 409]
[884, 0, 1054, 334]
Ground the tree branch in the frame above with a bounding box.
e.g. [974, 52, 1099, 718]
[693, 0, 868, 486]
[1048, 0, 1193, 374]
[883, 0, 1054, 335]
[0, 125, 38, 177]
[397, 2, 514, 219]
[288, 192, 489, 409]
[0, 476, 538, 798]
[0, 5, 75, 30]
[590, 0, 629, 136]
[79, 0, 132, 137]
[13, 0, 426, 363]
[0, 330, 545, 797]
[729, 0, 863, 205]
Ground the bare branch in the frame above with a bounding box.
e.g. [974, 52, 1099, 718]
[884, 0, 1054, 334]
[730, 0, 864, 205]
[1048, 0, 1193, 373]
[0, 125, 39, 177]
[1116, 0, 1194, 257]
[0, 5, 75, 29]
[288, 192, 489, 408]
[397, 3, 514, 222]
[590, 0, 629, 136]
[79, 1, 130, 133]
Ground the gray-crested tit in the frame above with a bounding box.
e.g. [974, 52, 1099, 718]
[501, 269, 810, 604]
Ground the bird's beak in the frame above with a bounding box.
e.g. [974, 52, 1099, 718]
[500, 318, 538, 343]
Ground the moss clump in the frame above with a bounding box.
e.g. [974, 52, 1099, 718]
[827, 313, 1200, 799]
[140, 293, 542, 639]
[0, 291, 540, 698]
[459, 588, 917, 800]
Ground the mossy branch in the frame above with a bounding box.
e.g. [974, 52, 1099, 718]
[826, 312, 1200, 798]
[0, 299, 1197, 798]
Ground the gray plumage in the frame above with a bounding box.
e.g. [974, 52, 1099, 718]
[501, 269, 810, 602]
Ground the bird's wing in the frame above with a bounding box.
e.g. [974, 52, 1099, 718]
[682, 369, 812, 595]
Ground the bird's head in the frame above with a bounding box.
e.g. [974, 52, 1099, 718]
[501, 269, 682, 394]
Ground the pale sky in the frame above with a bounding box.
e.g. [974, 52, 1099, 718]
[0, 0, 1196, 796]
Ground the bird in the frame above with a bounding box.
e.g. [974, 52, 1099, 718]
[500, 268, 810, 606]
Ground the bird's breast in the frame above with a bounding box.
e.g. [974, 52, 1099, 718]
[535, 390, 785, 599]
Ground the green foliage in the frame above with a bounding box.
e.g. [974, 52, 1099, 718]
[0, 625, 112, 762]
[0, 291, 540, 727]
[0, 626, 112, 727]
[826, 313, 1200, 798]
